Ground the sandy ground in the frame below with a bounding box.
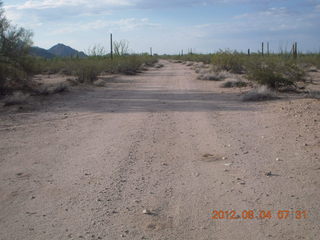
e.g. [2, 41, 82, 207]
[0, 60, 319, 240]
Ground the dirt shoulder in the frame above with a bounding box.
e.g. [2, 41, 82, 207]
[0, 60, 319, 240]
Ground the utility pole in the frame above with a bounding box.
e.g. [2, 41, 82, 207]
[110, 33, 113, 60]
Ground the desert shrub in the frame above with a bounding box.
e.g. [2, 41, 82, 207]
[3, 91, 29, 106]
[165, 54, 212, 64]
[298, 54, 320, 69]
[0, 1, 34, 94]
[242, 86, 278, 101]
[111, 55, 141, 75]
[307, 90, 320, 99]
[74, 58, 105, 83]
[195, 68, 201, 73]
[222, 80, 248, 88]
[34, 54, 158, 83]
[50, 83, 69, 94]
[110, 54, 157, 74]
[34, 82, 68, 95]
[198, 70, 230, 81]
[155, 63, 164, 68]
[245, 56, 305, 89]
[211, 50, 245, 73]
[93, 79, 106, 87]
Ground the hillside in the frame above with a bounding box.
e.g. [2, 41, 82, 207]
[48, 43, 86, 58]
[29, 46, 56, 59]
[29, 43, 87, 58]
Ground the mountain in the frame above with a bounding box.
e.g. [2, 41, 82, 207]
[30, 46, 56, 59]
[29, 43, 87, 59]
[48, 43, 86, 58]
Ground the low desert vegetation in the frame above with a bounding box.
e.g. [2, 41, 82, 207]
[245, 55, 305, 89]
[211, 50, 245, 74]
[154, 63, 164, 68]
[0, 1, 157, 97]
[307, 90, 320, 99]
[34, 82, 69, 96]
[166, 53, 212, 64]
[197, 70, 230, 81]
[175, 50, 319, 91]
[221, 80, 248, 88]
[0, 1, 34, 95]
[32, 51, 158, 84]
[1, 0, 319, 101]
[3, 91, 30, 106]
[242, 86, 278, 101]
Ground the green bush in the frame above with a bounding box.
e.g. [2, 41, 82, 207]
[0, 1, 34, 94]
[211, 50, 245, 73]
[298, 54, 320, 69]
[0, 60, 29, 94]
[75, 60, 103, 83]
[111, 55, 143, 75]
[245, 56, 305, 89]
[33, 54, 158, 83]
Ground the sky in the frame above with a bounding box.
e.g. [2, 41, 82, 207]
[3, 0, 320, 54]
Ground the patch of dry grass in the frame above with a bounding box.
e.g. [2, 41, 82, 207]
[221, 80, 248, 88]
[242, 86, 278, 101]
[3, 91, 30, 106]
[35, 83, 69, 95]
[155, 63, 164, 68]
[93, 79, 106, 87]
[197, 70, 230, 81]
[307, 90, 320, 99]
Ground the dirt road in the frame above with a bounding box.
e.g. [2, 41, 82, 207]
[0, 60, 319, 240]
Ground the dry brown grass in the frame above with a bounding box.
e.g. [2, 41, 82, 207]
[221, 80, 248, 88]
[242, 86, 278, 101]
[197, 70, 230, 81]
[35, 82, 69, 95]
[3, 91, 30, 106]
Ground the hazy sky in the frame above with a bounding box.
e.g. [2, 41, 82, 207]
[3, 0, 320, 54]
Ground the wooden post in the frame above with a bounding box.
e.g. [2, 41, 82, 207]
[150, 47, 152, 56]
[248, 49, 250, 56]
[267, 42, 270, 55]
[110, 33, 113, 60]
[292, 43, 294, 55]
[261, 42, 264, 56]
[293, 42, 298, 59]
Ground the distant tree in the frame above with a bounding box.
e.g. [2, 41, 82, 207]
[113, 40, 129, 56]
[86, 44, 106, 56]
[0, 1, 34, 94]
